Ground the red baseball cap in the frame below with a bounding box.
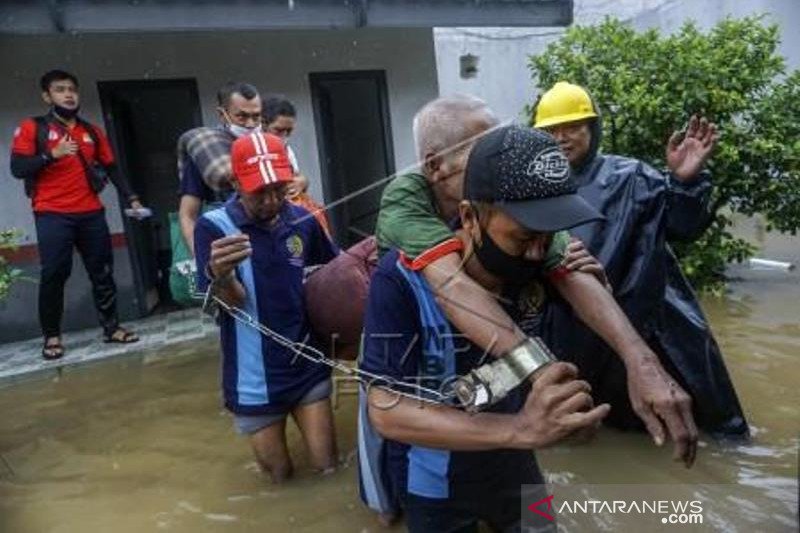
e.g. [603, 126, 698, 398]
[231, 132, 295, 193]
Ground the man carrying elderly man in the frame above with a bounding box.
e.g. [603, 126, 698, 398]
[359, 103, 700, 529]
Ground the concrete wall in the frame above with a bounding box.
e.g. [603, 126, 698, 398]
[0, 28, 439, 342]
[630, 0, 800, 70]
[434, 27, 561, 124]
[435, 0, 800, 124]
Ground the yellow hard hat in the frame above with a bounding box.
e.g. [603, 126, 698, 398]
[534, 81, 598, 129]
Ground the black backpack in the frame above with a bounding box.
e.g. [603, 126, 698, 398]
[24, 115, 108, 198]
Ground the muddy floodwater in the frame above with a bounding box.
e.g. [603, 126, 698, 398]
[1, 221, 798, 532]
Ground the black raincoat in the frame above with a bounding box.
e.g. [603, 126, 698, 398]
[539, 122, 749, 438]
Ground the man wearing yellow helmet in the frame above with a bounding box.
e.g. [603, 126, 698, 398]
[533, 81, 748, 438]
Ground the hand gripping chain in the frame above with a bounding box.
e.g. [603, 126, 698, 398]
[191, 271, 552, 410]
[197, 277, 455, 406]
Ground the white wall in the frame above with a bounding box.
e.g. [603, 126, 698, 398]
[435, 0, 800, 124]
[434, 27, 561, 124]
[629, 0, 800, 70]
[0, 27, 439, 244]
[0, 27, 438, 341]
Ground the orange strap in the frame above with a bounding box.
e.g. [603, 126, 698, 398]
[398, 238, 464, 271]
[546, 265, 572, 282]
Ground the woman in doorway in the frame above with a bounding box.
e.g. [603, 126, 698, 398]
[262, 95, 332, 237]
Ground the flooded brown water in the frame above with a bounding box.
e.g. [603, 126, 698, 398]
[1, 220, 798, 532]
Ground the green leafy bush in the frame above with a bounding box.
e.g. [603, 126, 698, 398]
[0, 229, 24, 302]
[528, 16, 800, 292]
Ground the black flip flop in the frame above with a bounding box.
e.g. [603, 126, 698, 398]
[103, 328, 139, 344]
[42, 341, 65, 360]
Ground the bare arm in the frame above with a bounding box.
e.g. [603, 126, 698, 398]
[369, 388, 515, 451]
[553, 271, 698, 467]
[368, 362, 609, 451]
[210, 271, 247, 308]
[179, 194, 203, 256]
[377, 174, 524, 356]
[423, 253, 525, 356]
[553, 271, 647, 365]
[562, 237, 612, 291]
[424, 239, 610, 357]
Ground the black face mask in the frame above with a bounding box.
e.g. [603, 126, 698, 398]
[52, 104, 80, 120]
[473, 229, 541, 283]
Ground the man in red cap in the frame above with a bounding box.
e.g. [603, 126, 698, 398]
[194, 131, 339, 483]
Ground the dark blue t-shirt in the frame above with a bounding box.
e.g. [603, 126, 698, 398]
[178, 156, 233, 204]
[359, 249, 542, 504]
[194, 197, 338, 415]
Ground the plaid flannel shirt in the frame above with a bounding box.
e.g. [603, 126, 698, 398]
[176, 126, 236, 191]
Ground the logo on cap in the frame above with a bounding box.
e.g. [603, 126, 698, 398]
[526, 147, 569, 183]
[246, 153, 278, 166]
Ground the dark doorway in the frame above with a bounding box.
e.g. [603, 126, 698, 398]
[98, 79, 202, 316]
[309, 70, 395, 247]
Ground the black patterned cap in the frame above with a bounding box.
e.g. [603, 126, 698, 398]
[463, 125, 604, 232]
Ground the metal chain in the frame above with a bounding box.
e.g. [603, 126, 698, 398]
[188, 273, 458, 406]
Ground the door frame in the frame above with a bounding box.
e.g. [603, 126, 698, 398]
[97, 78, 202, 316]
[308, 70, 396, 217]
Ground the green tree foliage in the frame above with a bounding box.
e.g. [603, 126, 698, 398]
[528, 16, 800, 292]
[0, 229, 24, 302]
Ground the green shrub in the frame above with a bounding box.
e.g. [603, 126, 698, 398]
[528, 16, 800, 292]
[0, 229, 25, 302]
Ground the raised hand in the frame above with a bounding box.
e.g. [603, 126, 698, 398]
[666, 114, 719, 182]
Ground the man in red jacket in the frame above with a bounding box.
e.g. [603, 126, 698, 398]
[10, 70, 143, 359]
